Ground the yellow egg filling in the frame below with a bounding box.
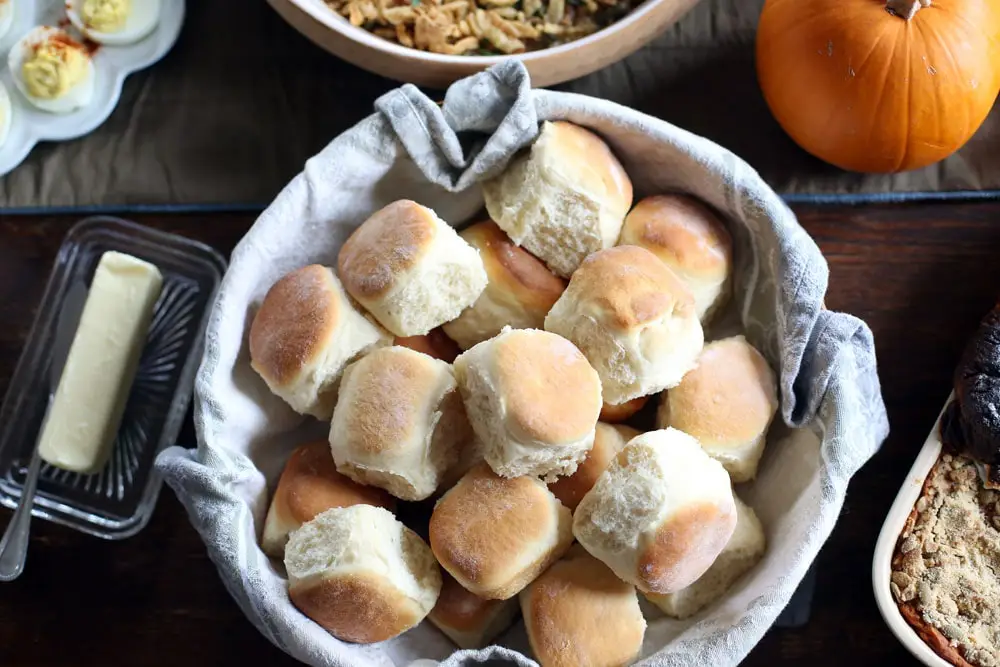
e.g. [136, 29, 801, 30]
[82, 0, 131, 33]
[22, 37, 89, 100]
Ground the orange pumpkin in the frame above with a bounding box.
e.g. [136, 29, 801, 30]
[756, 0, 1000, 173]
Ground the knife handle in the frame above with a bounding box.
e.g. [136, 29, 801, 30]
[0, 444, 44, 582]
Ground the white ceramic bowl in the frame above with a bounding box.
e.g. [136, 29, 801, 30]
[268, 0, 702, 88]
[872, 393, 954, 667]
[0, 0, 185, 177]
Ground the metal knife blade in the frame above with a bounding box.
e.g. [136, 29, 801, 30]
[0, 278, 89, 582]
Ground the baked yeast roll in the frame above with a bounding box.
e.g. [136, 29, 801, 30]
[547, 422, 639, 512]
[482, 121, 633, 278]
[599, 396, 648, 424]
[436, 433, 486, 495]
[337, 200, 488, 337]
[442, 220, 565, 350]
[619, 194, 733, 324]
[429, 572, 520, 649]
[646, 495, 766, 619]
[249, 264, 389, 419]
[657, 336, 779, 483]
[285, 505, 441, 643]
[521, 546, 646, 667]
[329, 346, 470, 501]
[429, 463, 573, 600]
[573, 428, 737, 595]
[545, 245, 704, 405]
[394, 327, 461, 362]
[261, 440, 395, 558]
[454, 327, 602, 481]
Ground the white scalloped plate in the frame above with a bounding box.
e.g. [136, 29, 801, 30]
[0, 0, 184, 177]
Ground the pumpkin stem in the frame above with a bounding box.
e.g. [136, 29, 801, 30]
[885, 0, 930, 19]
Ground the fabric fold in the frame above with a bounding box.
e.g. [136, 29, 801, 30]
[374, 62, 538, 192]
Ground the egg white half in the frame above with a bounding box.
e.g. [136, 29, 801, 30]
[0, 0, 14, 43]
[0, 81, 13, 148]
[66, 0, 161, 46]
[9, 26, 96, 114]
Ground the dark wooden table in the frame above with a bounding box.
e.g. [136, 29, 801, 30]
[1, 204, 999, 666]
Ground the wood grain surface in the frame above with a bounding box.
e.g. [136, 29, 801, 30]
[2, 204, 1000, 666]
[7, 0, 998, 210]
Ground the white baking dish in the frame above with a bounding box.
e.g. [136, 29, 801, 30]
[872, 393, 954, 667]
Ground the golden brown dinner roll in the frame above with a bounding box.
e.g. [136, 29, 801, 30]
[548, 423, 640, 511]
[453, 327, 602, 481]
[394, 328, 461, 363]
[482, 121, 633, 278]
[337, 200, 488, 337]
[329, 346, 471, 501]
[544, 245, 705, 405]
[573, 428, 737, 595]
[285, 505, 441, 643]
[261, 440, 396, 558]
[442, 220, 566, 350]
[437, 433, 486, 494]
[619, 194, 733, 324]
[657, 336, 779, 483]
[429, 463, 573, 600]
[249, 265, 389, 419]
[599, 396, 649, 424]
[646, 495, 766, 619]
[521, 546, 646, 667]
[428, 572, 520, 649]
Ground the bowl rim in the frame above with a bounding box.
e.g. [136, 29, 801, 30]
[283, 0, 668, 65]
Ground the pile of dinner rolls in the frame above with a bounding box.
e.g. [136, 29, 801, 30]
[250, 120, 779, 666]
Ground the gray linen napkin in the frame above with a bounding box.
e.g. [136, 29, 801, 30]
[157, 61, 889, 667]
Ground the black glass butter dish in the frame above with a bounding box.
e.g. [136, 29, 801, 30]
[0, 217, 226, 540]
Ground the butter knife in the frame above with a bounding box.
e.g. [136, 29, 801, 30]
[0, 279, 88, 582]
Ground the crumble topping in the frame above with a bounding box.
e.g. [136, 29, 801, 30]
[892, 454, 1000, 667]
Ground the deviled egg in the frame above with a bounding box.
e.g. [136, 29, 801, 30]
[0, 0, 14, 43]
[66, 0, 161, 46]
[0, 81, 13, 148]
[9, 27, 95, 114]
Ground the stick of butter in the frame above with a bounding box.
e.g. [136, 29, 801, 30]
[38, 251, 163, 474]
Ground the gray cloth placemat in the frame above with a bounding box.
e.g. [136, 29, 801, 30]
[1, 0, 998, 209]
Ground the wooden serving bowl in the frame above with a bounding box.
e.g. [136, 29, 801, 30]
[267, 0, 702, 89]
